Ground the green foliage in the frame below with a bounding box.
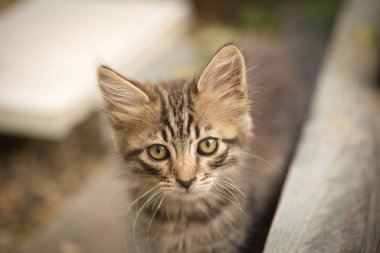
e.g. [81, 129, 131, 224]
[238, 3, 280, 31]
[301, 0, 343, 30]
[236, 0, 343, 31]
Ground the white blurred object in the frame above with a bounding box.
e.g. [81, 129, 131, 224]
[0, 0, 191, 140]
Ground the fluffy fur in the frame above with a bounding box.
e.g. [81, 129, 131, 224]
[98, 44, 259, 253]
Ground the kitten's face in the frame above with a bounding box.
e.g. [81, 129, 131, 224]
[98, 44, 252, 201]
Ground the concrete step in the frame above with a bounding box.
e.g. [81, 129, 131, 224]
[0, 0, 191, 140]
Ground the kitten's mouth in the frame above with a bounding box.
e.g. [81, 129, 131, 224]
[178, 191, 199, 201]
[180, 188, 192, 195]
[166, 186, 194, 198]
[175, 187, 209, 200]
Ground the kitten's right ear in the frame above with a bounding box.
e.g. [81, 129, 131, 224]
[97, 66, 149, 126]
[197, 44, 247, 98]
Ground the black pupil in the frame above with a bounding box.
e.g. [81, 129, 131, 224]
[206, 140, 211, 148]
[156, 146, 161, 154]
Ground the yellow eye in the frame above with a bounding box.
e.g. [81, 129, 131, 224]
[197, 138, 218, 155]
[148, 144, 169, 160]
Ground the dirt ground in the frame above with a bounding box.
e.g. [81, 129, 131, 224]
[0, 114, 107, 252]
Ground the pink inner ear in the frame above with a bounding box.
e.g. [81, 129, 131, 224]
[197, 45, 247, 98]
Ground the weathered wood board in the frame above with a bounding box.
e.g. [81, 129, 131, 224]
[263, 0, 380, 252]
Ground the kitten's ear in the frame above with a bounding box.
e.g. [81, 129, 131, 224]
[197, 44, 247, 98]
[97, 66, 149, 126]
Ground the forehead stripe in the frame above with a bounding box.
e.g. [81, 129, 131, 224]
[195, 125, 200, 139]
[161, 129, 168, 142]
[165, 123, 175, 139]
[186, 83, 195, 113]
[187, 113, 194, 136]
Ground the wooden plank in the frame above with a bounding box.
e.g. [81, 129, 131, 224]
[263, 0, 380, 252]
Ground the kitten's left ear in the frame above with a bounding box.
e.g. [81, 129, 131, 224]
[197, 44, 247, 98]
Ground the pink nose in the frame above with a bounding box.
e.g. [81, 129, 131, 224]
[176, 178, 195, 189]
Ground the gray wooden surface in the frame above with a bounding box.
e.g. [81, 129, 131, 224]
[263, 0, 380, 252]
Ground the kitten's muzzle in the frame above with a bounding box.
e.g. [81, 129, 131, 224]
[176, 178, 195, 189]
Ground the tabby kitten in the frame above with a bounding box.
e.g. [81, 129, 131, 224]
[98, 44, 258, 253]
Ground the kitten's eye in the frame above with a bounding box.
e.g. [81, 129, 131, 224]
[148, 144, 169, 160]
[197, 138, 218, 155]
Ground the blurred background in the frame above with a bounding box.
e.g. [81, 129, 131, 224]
[0, 0, 346, 252]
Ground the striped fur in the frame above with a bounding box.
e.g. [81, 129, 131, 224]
[98, 44, 256, 253]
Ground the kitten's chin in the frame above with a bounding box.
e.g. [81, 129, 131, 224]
[168, 187, 210, 201]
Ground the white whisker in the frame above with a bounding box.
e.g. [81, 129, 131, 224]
[121, 185, 160, 253]
[240, 151, 284, 176]
[133, 189, 162, 253]
[213, 184, 244, 218]
[213, 178, 246, 198]
[146, 194, 165, 253]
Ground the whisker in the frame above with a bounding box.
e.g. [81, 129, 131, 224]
[207, 192, 222, 216]
[212, 184, 244, 217]
[213, 178, 247, 198]
[121, 185, 160, 253]
[204, 193, 227, 240]
[163, 197, 172, 224]
[245, 65, 258, 73]
[133, 189, 162, 253]
[211, 187, 242, 216]
[146, 194, 165, 253]
[240, 151, 284, 176]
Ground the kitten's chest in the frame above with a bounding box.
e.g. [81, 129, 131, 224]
[141, 205, 247, 253]
[149, 221, 214, 253]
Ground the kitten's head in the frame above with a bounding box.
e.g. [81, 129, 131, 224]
[98, 44, 252, 201]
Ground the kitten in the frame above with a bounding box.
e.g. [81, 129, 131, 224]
[98, 44, 262, 253]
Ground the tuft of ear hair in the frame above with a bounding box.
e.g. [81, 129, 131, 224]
[98, 66, 149, 105]
[97, 66, 150, 126]
[197, 44, 247, 99]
